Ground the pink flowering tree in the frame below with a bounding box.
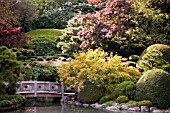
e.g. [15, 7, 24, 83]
[78, 0, 134, 52]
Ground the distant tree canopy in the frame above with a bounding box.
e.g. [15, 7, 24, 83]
[0, 0, 36, 27]
[22, 0, 96, 31]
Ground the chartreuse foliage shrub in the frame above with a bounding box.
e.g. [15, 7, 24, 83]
[138, 44, 170, 72]
[138, 100, 153, 107]
[26, 29, 63, 41]
[79, 84, 104, 104]
[135, 69, 170, 108]
[116, 96, 129, 104]
[58, 49, 141, 94]
[113, 81, 135, 99]
[0, 94, 26, 107]
[99, 96, 112, 104]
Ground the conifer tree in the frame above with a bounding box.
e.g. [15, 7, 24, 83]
[0, 46, 23, 94]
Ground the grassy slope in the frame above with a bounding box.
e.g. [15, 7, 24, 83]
[26, 29, 63, 41]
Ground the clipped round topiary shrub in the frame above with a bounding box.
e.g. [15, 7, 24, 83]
[79, 84, 104, 104]
[135, 69, 170, 108]
[138, 100, 152, 107]
[138, 44, 170, 72]
[99, 96, 112, 104]
[115, 96, 129, 104]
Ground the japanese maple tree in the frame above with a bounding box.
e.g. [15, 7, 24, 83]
[0, 24, 31, 48]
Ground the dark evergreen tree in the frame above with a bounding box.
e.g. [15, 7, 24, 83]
[0, 46, 23, 94]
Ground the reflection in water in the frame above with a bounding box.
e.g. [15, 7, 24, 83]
[2, 104, 113, 113]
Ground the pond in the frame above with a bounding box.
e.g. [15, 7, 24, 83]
[2, 104, 113, 113]
[1, 99, 137, 113]
[1, 100, 113, 113]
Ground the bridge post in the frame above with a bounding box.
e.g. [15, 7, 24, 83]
[34, 77, 37, 97]
[61, 82, 65, 103]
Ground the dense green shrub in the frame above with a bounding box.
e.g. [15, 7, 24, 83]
[138, 44, 170, 72]
[30, 58, 36, 61]
[116, 96, 129, 104]
[25, 63, 58, 82]
[0, 94, 26, 107]
[104, 101, 114, 106]
[135, 69, 170, 108]
[15, 49, 35, 61]
[46, 57, 53, 61]
[113, 81, 135, 99]
[0, 46, 24, 95]
[37, 57, 44, 61]
[138, 100, 153, 107]
[99, 96, 112, 104]
[29, 37, 59, 56]
[79, 84, 104, 104]
[129, 55, 139, 62]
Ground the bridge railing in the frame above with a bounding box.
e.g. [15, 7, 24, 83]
[16, 81, 62, 96]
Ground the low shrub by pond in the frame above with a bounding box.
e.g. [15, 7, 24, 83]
[0, 94, 26, 108]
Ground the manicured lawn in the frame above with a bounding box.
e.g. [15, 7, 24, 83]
[26, 29, 63, 41]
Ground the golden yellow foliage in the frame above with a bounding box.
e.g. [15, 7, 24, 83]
[58, 49, 141, 92]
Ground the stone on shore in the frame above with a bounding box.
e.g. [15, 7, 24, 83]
[153, 110, 165, 113]
[150, 107, 158, 112]
[141, 106, 149, 112]
[121, 105, 130, 110]
[128, 107, 140, 111]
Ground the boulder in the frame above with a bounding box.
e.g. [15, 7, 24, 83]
[128, 107, 140, 111]
[106, 106, 120, 111]
[165, 110, 170, 113]
[121, 105, 130, 110]
[82, 104, 89, 107]
[141, 106, 149, 112]
[153, 110, 165, 113]
[101, 104, 108, 109]
[150, 107, 158, 112]
[112, 103, 119, 106]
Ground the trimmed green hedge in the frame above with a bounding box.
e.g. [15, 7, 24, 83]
[135, 69, 170, 108]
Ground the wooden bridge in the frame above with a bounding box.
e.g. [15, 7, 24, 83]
[16, 81, 64, 98]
